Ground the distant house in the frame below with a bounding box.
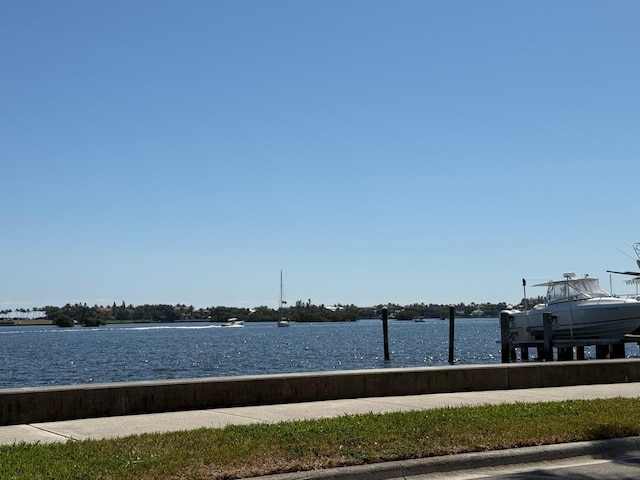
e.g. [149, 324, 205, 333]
[470, 308, 484, 317]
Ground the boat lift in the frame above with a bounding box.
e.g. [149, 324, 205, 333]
[502, 243, 640, 362]
[500, 312, 640, 363]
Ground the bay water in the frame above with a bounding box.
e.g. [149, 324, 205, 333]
[1, 318, 637, 389]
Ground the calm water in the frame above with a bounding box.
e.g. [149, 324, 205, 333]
[1, 318, 637, 389]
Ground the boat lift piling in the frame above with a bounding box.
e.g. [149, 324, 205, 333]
[499, 312, 512, 363]
[542, 313, 554, 361]
[499, 312, 518, 362]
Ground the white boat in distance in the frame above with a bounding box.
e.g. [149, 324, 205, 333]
[502, 273, 640, 344]
[277, 270, 290, 327]
[222, 318, 244, 327]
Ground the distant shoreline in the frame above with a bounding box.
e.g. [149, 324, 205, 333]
[0, 317, 497, 328]
[0, 319, 52, 326]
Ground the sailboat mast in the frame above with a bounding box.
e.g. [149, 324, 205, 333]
[276, 270, 290, 327]
[279, 270, 283, 321]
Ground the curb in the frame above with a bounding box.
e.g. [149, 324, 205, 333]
[252, 436, 640, 479]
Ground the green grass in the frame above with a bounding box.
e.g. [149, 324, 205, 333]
[2, 397, 640, 479]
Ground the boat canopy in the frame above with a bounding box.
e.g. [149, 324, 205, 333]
[535, 277, 611, 304]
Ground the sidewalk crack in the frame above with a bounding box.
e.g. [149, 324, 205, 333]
[29, 424, 76, 442]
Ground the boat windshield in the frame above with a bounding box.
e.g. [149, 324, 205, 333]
[546, 278, 610, 304]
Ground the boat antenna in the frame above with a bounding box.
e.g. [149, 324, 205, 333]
[633, 242, 640, 269]
[522, 278, 527, 311]
[609, 243, 640, 269]
[610, 273, 613, 297]
[563, 272, 575, 301]
[609, 243, 636, 261]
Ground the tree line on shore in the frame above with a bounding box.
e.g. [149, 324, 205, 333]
[2, 298, 545, 327]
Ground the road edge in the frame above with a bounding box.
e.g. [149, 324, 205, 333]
[253, 436, 640, 479]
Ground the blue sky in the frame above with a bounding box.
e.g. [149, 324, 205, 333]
[2, 1, 639, 310]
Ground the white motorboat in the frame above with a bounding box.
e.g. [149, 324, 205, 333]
[277, 270, 290, 327]
[222, 318, 244, 327]
[502, 273, 640, 343]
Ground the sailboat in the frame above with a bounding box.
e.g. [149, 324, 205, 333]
[277, 270, 290, 327]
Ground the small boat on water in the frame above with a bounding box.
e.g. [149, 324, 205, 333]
[277, 270, 290, 327]
[502, 272, 640, 343]
[222, 318, 244, 327]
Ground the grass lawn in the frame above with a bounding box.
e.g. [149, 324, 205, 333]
[1, 397, 639, 479]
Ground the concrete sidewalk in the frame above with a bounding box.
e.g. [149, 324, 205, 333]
[1, 382, 639, 446]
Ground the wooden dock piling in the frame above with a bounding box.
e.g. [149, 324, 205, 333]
[499, 311, 511, 363]
[542, 312, 554, 361]
[448, 306, 455, 364]
[558, 346, 574, 361]
[611, 343, 626, 359]
[382, 306, 390, 361]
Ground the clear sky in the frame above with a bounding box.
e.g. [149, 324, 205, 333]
[2, 1, 639, 310]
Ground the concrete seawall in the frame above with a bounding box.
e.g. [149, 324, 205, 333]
[2, 359, 640, 425]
